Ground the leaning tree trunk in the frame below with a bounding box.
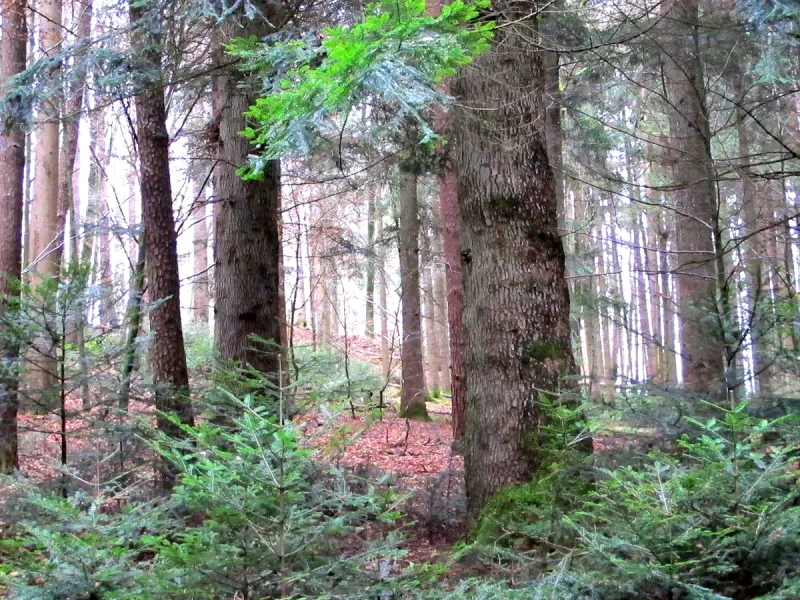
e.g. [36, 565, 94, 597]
[213, 10, 283, 379]
[0, 0, 27, 473]
[130, 0, 193, 490]
[398, 169, 429, 420]
[453, 1, 590, 517]
[661, 0, 724, 395]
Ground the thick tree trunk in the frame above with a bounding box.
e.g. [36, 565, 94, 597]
[398, 170, 429, 420]
[27, 0, 63, 404]
[0, 0, 27, 473]
[213, 11, 282, 378]
[661, 0, 723, 394]
[29, 0, 62, 283]
[453, 2, 590, 517]
[130, 0, 193, 489]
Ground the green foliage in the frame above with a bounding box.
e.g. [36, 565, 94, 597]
[294, 347, 384, 406]
[147, 394, 404, 597]
[227, 0, 493, 171]
[3, 392, 405, 599]
[1, 491, 168, 600]
[567, 404, 800, 599]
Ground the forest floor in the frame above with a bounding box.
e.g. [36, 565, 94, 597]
[11, 383, 465, 570]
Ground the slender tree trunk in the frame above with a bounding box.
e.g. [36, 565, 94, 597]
[661, 0, 723, 394]
[0, 0, 27, 473]
[398, 169, 429, 420]
[213, 10, 283, 377]
[87, 106, 116, 328]
[130, 0, 193, 489]
[422, 258, 441, 397]
[432, 260, 450, 392]
[734, 80, 772, 395]
[54, 0, 92, 273]
[453, 1, 590, 517]
[658, 215, 678, 384]
[190, 171, 209, 325]
[378, 216, 390, 379]
[365, 193, 376, 337]
[426, 0, 465, 438]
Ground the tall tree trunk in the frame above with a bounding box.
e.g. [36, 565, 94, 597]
[427, 0, 466, 438]
[658, 214, 678, 384]
[190, 170, 209, 325]
[432, 259, 450, 392]
[634, 214, 658, 381]
[213, 10, 282, 377]
[365, 193, 376, 337]
[88, 105, 116, 328]
[27, 0, 63, 404]
[0, 0, 27, 473]
[422, 257, 441, 397]
[130, 0, 193, 489]
[453, 2, 590, 517]
[54, 0, 92, 273]
[661, 0, 723, 394]
[398, 169, 429, 420]
[734, 79, 772, 395]
[378, 216, 390, 379]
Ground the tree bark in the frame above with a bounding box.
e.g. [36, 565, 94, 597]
[213, 10, 283, 378]
[190, 169, 209, 325]
[426, 0, 466, 438]
[661, 0, 723, 394]
[365, 193, 376, 337]
[54, 0, 92, 273]
[377, 216, 390, 379]
[0, 0, 27, 473]
[27, 0, 63, 404]
[130, 0, 193, 489]
[453, 1, 590, 517]
[398, 170, 429, 420]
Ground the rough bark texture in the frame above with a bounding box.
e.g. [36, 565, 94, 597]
[398, 170, 429, 420]
[661, 0, 723, 394]
[453, 1, 586, 516]
[213, 11, 282, 377]
[130, 0, 193, 489]
[0, 0, 27, 473]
